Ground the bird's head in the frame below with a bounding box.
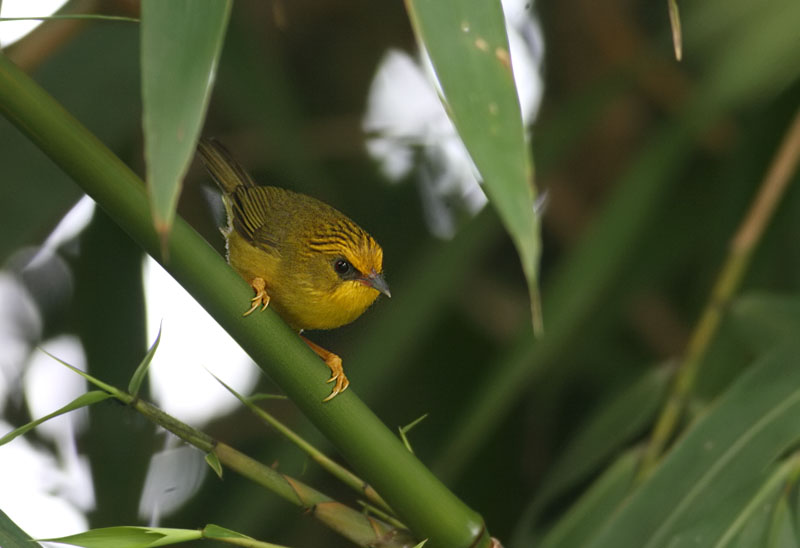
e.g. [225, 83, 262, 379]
[295, 218, 390, 329]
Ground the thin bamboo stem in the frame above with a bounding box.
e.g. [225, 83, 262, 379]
[129, 399, 412, 548]
[213, 375, 395, 516]
[639, 108, 800, 479]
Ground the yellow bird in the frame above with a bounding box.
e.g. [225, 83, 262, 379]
[197, 138, 390, 401]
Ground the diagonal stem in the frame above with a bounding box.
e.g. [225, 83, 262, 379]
[0, 52, 489, 548]
[639, 108, 800, 480]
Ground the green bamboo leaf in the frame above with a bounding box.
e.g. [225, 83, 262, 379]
[729, 293, 800, 353]
[404, 0, 542, 332]
[205, 451, 223, 479]
[586, 344, 800, 548]
[39, 348, 122, 397]
[766, 496, 799, 548]
[0, 390, 112, 446]
[0, 508, 39, 548]
[141, 0, 231, 243]
[536, 450, 640, 548]
[730, 500, 774, 548]
[516, 366, 670, 536]
[715, 453, 799, 547]
[202, 524, 249, 540]
[128, 323, 162, 396]
[542, 366, 669, 503]
[202, 524, 290, 547]
[39, 526, 200, 548]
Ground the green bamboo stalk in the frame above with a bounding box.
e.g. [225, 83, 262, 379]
[0, 52, 489, 548]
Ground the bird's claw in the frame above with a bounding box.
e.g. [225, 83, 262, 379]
[322, 372, 349, 402]
[322, 356, 349, 402]
[300, 335, 349, 402]
[243, 277, 270, 316]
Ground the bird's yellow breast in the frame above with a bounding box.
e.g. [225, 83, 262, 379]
[226, 228, 382, 331]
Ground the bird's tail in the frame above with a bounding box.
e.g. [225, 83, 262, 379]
[197, 137, 256, 193]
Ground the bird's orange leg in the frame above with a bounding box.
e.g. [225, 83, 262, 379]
[301, 336, 349, 402]
[243, 277, 271, 316]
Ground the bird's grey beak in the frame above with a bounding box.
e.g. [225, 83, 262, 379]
[365, 271, 391, 298]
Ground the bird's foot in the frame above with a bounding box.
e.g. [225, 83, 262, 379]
[243, 277, 271, 316]
[301, 336, 349, 402]
[323, 354, 349, 402]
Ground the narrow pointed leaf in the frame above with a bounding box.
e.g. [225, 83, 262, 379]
[205, 451, 223, 479]
[0, 391, 112, 446]
[128, 323, 162, 396]
[40, 348, 121, 396]
[0, 508, 40, 548]
[39, 526, 200, 548]
[202, 524, 291, 547]
[141, 0, 231, 241]
[399, 413, 428, 454]
[202, 524, 250, 540]
[404, 0, 542, 332]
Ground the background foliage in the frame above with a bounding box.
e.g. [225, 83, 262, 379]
[1, 0, 800, 547]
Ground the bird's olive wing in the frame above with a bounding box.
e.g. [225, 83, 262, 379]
[229, 187, 280, 250]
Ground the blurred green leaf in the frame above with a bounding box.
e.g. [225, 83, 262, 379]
[534, 450, 639, 548]
[0, 390, 112, 446]
[685, 0, 800, 112]
[404, 0, 541, 331]
[127, 322, 161, 396]
[40, 526, 200, 548]
[519, 365, 671, 531]
[731, 499, 774, 548]
[767, 496, 799, 548]
[141, 0, 231, 241]
[0, 508, 39, 548]
[729, 293, 800, 353]
[585, 344, 800, 548]
[715, 452, 799, 546]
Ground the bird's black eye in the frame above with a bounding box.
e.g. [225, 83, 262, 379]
[334, 258, 353, 277]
